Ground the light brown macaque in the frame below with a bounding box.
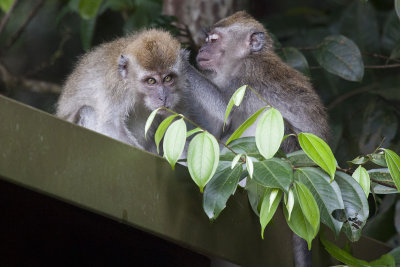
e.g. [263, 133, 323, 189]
[194, 11, 330, 267]
[56, 30, 188, 153]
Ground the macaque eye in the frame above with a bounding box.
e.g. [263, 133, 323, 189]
[209, 34, 219, 42]
[147, 78, 156, 85]
[163, 75, 173, 82]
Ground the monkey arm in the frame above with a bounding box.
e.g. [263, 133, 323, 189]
[182, 61, 227, 138]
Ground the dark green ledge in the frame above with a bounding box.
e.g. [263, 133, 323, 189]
[0, 95, 391, 266]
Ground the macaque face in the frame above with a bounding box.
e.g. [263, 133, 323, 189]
[138, 71, 181, 112]
[196, 29, 225, 72]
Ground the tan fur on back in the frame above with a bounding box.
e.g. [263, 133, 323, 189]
[214, 11, 264, 32]
[126, 29, 180, 71]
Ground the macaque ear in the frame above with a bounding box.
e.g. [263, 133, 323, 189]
[249, 32, 265, 52]
[118, 55, 129, 78]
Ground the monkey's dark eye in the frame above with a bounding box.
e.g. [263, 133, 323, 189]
[209, 34, 219, 43]
[163, 75, 173, 82]
[147, 78, 156, 85]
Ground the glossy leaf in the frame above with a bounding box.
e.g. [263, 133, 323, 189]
[203, 165, 242, 220]
[369, 168, 398, 194]
[295, 168, 344, 236]
[384, 149, 400, 192]
[295, 182, 320, 235]
[154, 115, 178, 154]
[253, 158, 293, 192]
[283, 186, 318, 250]
[315, 35, 364, 81]
[145, 108, 161, 139]
[0, 0, 13, 12]
[287, 150, 316, 167]
[186, 127, 202, 138]
[246, 155, 254, 179]
[280, 47, 310, 75]
[78, 0, 102, 19]
[163, 119, 187, 170]
[255, 108, 285, 160]
[298, 133, 336, 181]
[226, 107, 266, 145]
[260, 188, 282, 239]
[286, 188, 295, 220]
[246, 177, 266, 216]
[335, 172, 369, 242]
[371, 153, 387, 167]
[224, 85, 247, 129]
[352, 166, 370, 197]
[187, 132, 220, 192]
[220, 137, 262, 161]
[348, 156, 369, 166]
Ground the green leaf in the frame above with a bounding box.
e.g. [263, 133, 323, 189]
[255, 108, 284, 160]
[280, 47, 310, 76]
[335, 172, 369, 242]
[203, 165, 242, 220]
[287, 150, 316, 167]
[369, 168, 398, 194]
[163, 119, 187, 170]
[226, 107, 266, 145]
[224, 85, 247, 129]
[348, 156, 369, 166]
[231, 153, 242, 169]
[0, 0, 13, 12]
[319, 233, 370, 266]
[295, 182, 320, 236]
[78, 0, 102, 19]
[315, 35, 364, 82]
[220, 137, 262, 161]
[298, 133, 336, 181]
[145, 108, 161, 139]
[384, 149, 400, 192]
[352, 166, 370, 197]
[187, 132, 220, 192]
[369, 254, 395, 267]
[285, 188, 295, 220]
[253, 158, 293, 192]
[246, 155, 254, 179]
[396, 0, 400, 20]
[154, 115, 178, 154]
[80, 17, 97, 51]
[260, 188, 282, 239]
[283, 186, 318, 250]
[186, 127, 202, 138]
[246, 177, 266, 216]
[295, 168, 344, 237]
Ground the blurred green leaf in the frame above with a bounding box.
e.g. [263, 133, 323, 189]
[80, 17, 97, 51]
[287, 150, 316, 167]
[371, 153, 387, 167]
[280, 47, 310, 75]
[396, 0, 400, 19]
[298, 133, 337, 181]
[255, 108, 285, 160]
[315, 35, 364, 82]
[154, 115, 178, 154]
[187, 132, 220, 192]
[203, 165, 242, 220]
[226, 107, 266, 145]
[0, 0, 14, 12]
[335, 172, 369, 242]
[352, 166, 370, 197]
[163, 119, 186, 170]
[382, 11, 400, 52]
[295, 168, 344, 236]
[384, 149, 400, 192]
[78, 0, 102, 20]
[186, 127, 202, 138]
[260, 188, 282, 238]
[253, 158, 293, 192]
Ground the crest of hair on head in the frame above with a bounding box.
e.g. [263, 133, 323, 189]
[127, 29, 181, 71]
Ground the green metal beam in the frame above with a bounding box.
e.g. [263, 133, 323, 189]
[0, 95, 391, 266]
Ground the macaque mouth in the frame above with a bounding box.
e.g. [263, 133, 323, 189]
[197, 57, 211, 63]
